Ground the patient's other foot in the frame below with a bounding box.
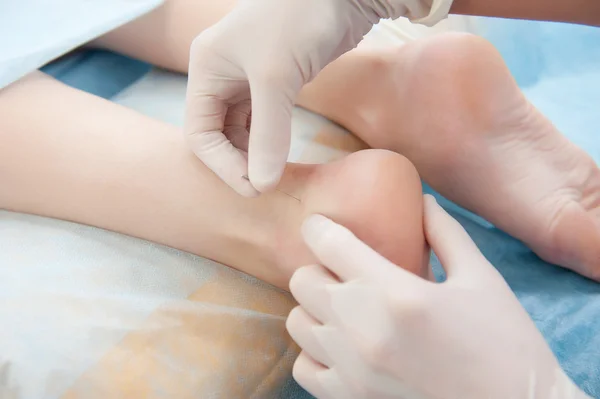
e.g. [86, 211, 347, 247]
[272, 149, 429, 288]
[297, 33, 600, 280]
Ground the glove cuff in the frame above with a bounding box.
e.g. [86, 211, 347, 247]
[408, 0, 454, 27]
[361, 0, 454, 27]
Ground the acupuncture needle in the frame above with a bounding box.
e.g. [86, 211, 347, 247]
[241, 175, 301, 202]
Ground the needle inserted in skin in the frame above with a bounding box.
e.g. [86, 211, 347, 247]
[241, 175, 301, 202]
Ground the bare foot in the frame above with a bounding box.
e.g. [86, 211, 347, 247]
[271, 149, 429, 288]
[298, 33, 600, 280]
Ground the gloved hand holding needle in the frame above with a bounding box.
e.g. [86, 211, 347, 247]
[184, 0, 451, 196]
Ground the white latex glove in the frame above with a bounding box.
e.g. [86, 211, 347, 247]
[185, 0, 452, 196]
[286, 195, 589, 399]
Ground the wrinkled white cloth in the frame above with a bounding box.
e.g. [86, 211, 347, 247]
[0, 0, 163, 89]
[0, 211, 298, 399]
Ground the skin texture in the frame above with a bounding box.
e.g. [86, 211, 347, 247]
[0, 72, 428, 291]
[90, 0, 239, 73]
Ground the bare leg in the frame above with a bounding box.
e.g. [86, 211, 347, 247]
[0, 72, 428, 290]
[297, 33, 600, 280]
[89, 0, 237, 73]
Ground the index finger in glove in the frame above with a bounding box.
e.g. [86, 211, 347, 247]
[184, 51, 259, 197]
[246, 77, 296, 193]
[185, 92, 258, 197]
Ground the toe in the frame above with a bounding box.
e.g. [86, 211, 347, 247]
[547, 202, 600, 281]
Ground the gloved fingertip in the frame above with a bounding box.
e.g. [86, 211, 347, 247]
[301, 214, 333, 242]
[233, 178, 262, 198]
[423, 194, 438, 206]
[249, 167, 284, 193]
[285, 306, 304, 333]
[187, 131, 260, 197]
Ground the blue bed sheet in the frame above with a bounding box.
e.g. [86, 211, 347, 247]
[42, 50, 150, 99]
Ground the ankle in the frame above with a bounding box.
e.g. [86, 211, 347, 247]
[348, 48, 402, 134]
[267, 164, 320, 287]
[226, 164, 317, 290]
[296, 48, 398, 136]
